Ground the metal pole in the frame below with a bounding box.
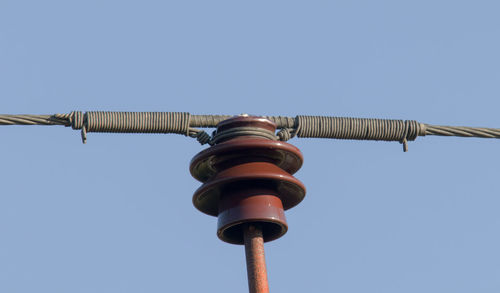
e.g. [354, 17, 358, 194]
[244, 224, 270, 293]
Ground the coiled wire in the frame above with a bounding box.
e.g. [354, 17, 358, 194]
[296, 116, 425, 141]
[84, 111, 190, 134]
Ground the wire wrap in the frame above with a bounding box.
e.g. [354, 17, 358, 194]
[83, 111, 190, 134]
[295, 116, 425, 140]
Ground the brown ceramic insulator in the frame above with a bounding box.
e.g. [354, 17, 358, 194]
[190, 137, 304, 183]
[216, 115, 276, 136]
[217, 185, 287, 244]
[190, 115, 306, 244]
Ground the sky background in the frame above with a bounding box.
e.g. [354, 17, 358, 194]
[1, 1, 500, 292]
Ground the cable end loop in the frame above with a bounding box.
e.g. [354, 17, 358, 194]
[401, 138, 408, 152]
[81, 126, 87, 144]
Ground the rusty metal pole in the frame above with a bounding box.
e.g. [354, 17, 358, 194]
[244, 224, 270, 293]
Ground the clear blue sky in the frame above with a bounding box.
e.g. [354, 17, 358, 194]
[1, 1, 499, 292]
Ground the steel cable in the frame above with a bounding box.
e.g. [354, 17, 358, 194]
[1, 112, 499, 150]
[425, 124, 500, 138]
[0, 114, 70, 126]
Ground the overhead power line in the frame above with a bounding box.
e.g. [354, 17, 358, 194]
[1, 111, 499, 151]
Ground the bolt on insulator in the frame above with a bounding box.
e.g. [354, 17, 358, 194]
[190, 116, 306, 292]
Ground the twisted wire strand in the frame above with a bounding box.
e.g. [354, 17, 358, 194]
[190, 115, 296, 129]
[190, 115, 232, 127]
[0, 114, 70, 126]
[425, 124, 500, 138]
[1, 112, 500, 148]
